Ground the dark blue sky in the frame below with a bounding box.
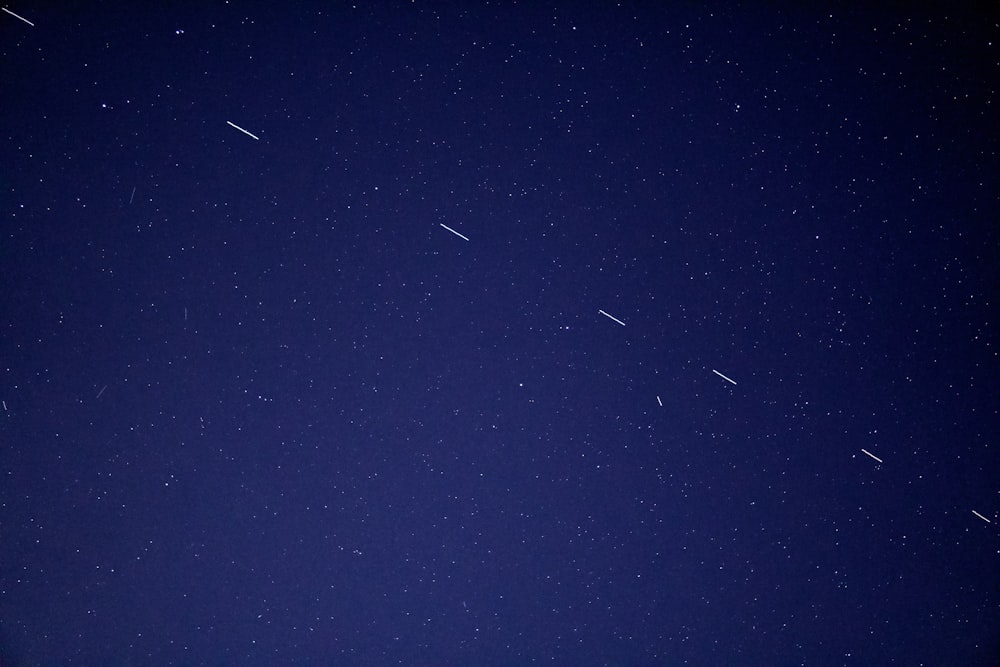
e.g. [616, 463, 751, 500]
[2, 2, 998, 665]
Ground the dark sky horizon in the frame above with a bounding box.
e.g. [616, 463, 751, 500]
[2, 2, 997, 665]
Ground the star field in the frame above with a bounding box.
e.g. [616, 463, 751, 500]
[1, 3, 998, 665]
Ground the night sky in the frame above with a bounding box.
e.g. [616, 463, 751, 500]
[2, 2, 998, 665]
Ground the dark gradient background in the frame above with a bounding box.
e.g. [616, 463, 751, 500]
[2, 2, 997, 665]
